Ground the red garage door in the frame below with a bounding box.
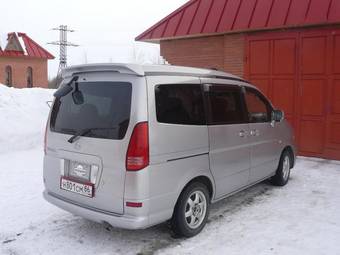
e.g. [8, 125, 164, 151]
[245, 28, 340, 160]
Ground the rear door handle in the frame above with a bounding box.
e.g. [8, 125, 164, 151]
[250, 129, 260, 136]
[239, 130, 248, 138]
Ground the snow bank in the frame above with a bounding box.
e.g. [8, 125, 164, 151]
[0, 84, 54, 153]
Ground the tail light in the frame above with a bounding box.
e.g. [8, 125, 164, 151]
[44, 121, 48, 154]
[126, 202, 143, 208]
[126, 122, 149, 171]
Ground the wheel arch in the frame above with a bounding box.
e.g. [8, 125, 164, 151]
[179, 175, 214, 202]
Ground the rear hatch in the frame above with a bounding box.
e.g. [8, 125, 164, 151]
[44, 70, 147, 215]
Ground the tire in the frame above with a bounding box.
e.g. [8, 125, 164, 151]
[271, 150, 291, 186]
[171, 182, 210, 238]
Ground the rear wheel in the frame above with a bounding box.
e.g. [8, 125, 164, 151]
[271, 150, 291, 186]
[171, 182, 210, 238]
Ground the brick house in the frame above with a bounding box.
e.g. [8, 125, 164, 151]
[136, 0, 340, 160]
[0, 32, 54, 88]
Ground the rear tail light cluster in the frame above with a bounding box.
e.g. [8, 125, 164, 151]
[126, 122, 149, 171]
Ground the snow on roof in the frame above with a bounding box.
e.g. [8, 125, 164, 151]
[0, 32, 54, 59]
[17, 35, 28, 55]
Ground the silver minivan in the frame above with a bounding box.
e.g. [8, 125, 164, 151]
[43, 63, 296, 237]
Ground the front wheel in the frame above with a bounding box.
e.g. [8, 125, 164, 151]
[271, 150, 291, 186]
[171, 182, 210, 238]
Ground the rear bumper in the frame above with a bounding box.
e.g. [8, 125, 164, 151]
[43, 190, 150, 230]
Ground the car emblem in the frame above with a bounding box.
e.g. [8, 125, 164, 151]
[74, 164, 87, 177]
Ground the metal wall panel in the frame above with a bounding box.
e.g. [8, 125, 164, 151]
[246, 28, 340, 160]
[136, 0, 340, 42]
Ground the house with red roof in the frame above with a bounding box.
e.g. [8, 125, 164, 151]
[136, 0, 340, 161]
[0, 32, 54, 88]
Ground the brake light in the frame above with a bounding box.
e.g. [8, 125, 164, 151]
[126, 122, 149, 171]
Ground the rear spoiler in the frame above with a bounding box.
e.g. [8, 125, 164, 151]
[62, 63, 145, 78]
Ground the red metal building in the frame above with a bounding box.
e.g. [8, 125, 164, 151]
[136, 0, 340, 160]
[0, 32, 54, 88]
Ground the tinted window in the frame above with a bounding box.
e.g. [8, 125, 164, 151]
[51, 82, 132, 140]
[245, 88, 272, 123]
[208, 85, 246, 125]
[155, 84, 205, 125]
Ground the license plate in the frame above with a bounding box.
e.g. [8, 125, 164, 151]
[60, 178, 94, 198]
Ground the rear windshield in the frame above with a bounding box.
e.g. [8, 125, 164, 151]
[50, 82, 132, 140]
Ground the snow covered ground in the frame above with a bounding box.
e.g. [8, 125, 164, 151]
[0, 85, 54, 153]
[0, 85, 340, 255]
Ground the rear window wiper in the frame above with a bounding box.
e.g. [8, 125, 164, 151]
[68, 127, 118, 143]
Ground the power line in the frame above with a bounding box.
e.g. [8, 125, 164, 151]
[48, 25, 78, 78]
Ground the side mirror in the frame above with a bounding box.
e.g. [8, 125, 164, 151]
[272, 110, 285, 122]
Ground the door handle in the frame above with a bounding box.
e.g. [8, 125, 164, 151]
[239, 130, 248, 138]
[250, 129, 260, 136]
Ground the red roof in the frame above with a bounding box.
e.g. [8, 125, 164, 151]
[0, 50, 25, 57]
[0, 32, 54, 59]
[136, 0, 340, 42]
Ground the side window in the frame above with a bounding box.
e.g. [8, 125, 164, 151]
[27, 67, 33, 88]
[245, 88, 272, 123]
[155, 84, 205, 125]
[5, 66, 12, 87]
[207, 85, 246, 125]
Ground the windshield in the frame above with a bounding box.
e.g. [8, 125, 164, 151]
[50, 81, 132, 140]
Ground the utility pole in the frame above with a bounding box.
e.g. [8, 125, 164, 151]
[48, 25, 78, 78]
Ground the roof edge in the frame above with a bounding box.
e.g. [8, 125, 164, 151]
[138, 22, 340, 43]
[18, 32, 55, 59]
[62, 63, 243, 82]
[135, 0, 197, 41]
[62, 63, 146, 78]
